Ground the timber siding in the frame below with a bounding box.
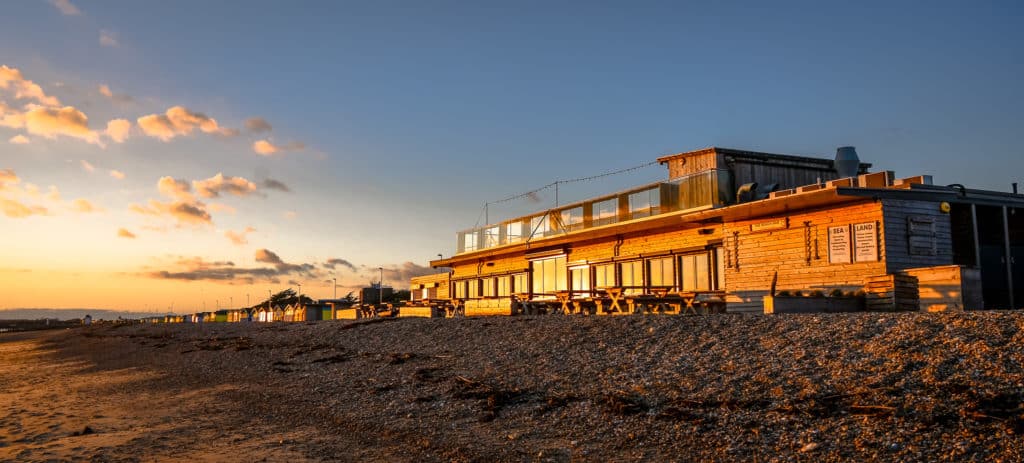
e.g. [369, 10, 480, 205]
[723, 201, 888, 313]
[882, 199, 954, 273]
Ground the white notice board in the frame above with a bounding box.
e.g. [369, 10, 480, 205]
[828, 225, 851, 264]
[853, 222, 878, 262]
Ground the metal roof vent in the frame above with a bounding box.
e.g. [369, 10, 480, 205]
[834, 146, 860, 178]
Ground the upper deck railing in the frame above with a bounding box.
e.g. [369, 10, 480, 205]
[456, 168, 733, 254]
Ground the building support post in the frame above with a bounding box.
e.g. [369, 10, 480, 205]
[1003, 206, 1015, 310]
[971, 204, 982, 267]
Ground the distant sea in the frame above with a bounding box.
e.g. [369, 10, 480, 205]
[0, 309, 169, 321]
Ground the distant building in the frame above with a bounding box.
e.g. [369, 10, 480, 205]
[360, 283, 393, 305]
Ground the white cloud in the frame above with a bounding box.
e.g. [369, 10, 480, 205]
[49, 0, 81, 15]
[71, 198, 103, 213]
[137, 106, 236, 141]
[0, 65, 61, 106]
[253, 139, 304, 156]
[99, 29, 119, 47]
[224, 226, 256, 245]
[23, 106, 102, 145]
[8, 134, 29, 144]
[109, 169, 125, 180]
[104, 118, 131, 143]
[192, 173, 258, 198]
[80, 159, 95, 173]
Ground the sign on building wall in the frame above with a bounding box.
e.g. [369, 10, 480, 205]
[828, 225, 851, 264]
[853, 222, 879, 262]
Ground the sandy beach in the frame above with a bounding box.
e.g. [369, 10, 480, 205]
[3, 313, 1024, 462]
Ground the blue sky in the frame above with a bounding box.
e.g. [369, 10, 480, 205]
[1, 0, 1022, 309]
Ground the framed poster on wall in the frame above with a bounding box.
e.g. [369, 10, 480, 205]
[853, 222, 879, 262]
[828, 225, 851, 264]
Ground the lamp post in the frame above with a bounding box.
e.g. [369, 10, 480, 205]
[333, 277, 337, 300]
[378, 267, 384, 305]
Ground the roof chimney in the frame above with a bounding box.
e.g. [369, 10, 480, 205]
[834, 146, 860, 178]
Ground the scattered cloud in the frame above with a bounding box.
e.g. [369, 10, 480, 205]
[323, 258, 357, 272]
[0, 65, 60, 106]
[98, 84, 133, 104]
[49, 0, 81, 15]
[192, 173, 258, 198]
[137, 106, 236, 141]
[244, 117, 272, 133]
[255, 248, 283, 265]
[8, 134, 29, 144]
[45, 185, 61, 201]
[253, 139, 304, 156]
[99, 29, 119, 47]
[117, 228, 136, 239]
[207, 203, 236, 214]
[262, 178, 290, 192]
[283, 210, 297, 220]
[23, 106, 102, 145]
[130, 199, 211, 225]
[156, 176, 193, 200]
[71, 198, 102, 213]
[0, 168, 19, 190]
[379, 262, 441, 283]
[142, 250, 319, 284]
[1, 198, 48, 218]
[224, 226, 255, 245]
[109, 169, 125, 180]
[80, 159, 95, 172]
[104, 118, 131, 143]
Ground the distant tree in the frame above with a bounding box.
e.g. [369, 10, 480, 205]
[385, 290, 411, 303]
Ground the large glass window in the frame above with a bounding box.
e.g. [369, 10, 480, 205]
[619, 260, 643, 294]
[531, 256, 567, 297]
[454, 280, 467, 299]
[594, 263, 615, 289]
[506, 221, 523, 244]
[680, 252, 711, 291]
[512, 273, 528, 294]
[462, 231, 478, 252]
[647, 257, 675, 288]
[529, 214, 551, 239]
[714, 247, 725, 290]
[570, 267, 590, 295]
[559, 207, 584, 232]
[482, 277, 496, 297]
[483, 226, 500, 248]
[628, 188, 661, 219]
[468, 279, 480, 298]
[592, 197, 618, 226]
[497, 276, 511, 297]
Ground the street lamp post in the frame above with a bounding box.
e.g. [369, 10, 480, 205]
[378, 267, 384, 305]
[333, 277, 337, 300]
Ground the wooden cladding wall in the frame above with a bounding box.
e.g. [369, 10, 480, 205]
[722, 201, 887, 313]
[664, 151, 720, 179]
[729, 161, 840, 191]
[881, 199, 954, 273]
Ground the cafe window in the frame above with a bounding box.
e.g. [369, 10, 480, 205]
[529, 214, 551, 239]
[454, 280, 467, 299]
[463, 231, 478, 252]
[594, 263, 615, 289]
[512, 273, 528, 294]
[531, 256, 567, 296]
[714, 247, 725, 290]
[680, 252, 711, 292]
[647, 256, 675, 288]
[628, 188, 660, 219]
[619, 260, 643, 294]
[468, 279, 480, 298]
[482, 277, 496, 297]
[592, 197, 618, 226]
[497, 276, 511, 297]
[570, 267, 590, 294]
[506, 221, 523, 244]
[483, 226, 500, 248]
[560, 207, 584, 232]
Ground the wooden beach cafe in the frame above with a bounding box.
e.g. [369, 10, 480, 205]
[415, 146, 1024, 315]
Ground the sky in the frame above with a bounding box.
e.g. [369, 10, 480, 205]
[1, 0, 1022, 311]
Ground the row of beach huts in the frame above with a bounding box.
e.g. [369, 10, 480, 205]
[136, 300, 444, 324]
